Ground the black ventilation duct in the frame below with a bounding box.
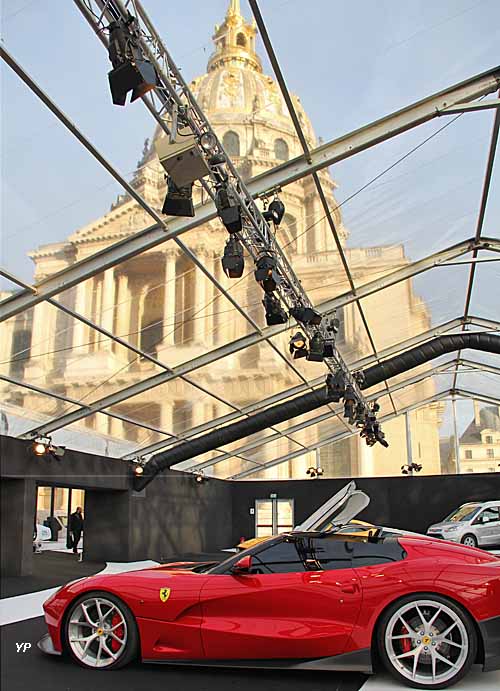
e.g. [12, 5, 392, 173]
[133, 333, 499, 490]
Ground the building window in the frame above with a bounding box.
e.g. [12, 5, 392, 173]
[10, 328, 31, 378]
[465, 450, 472, 459]
[223, 130, 240, 157]
[236, 33, 246, 47]
[274, 138, 289, 161]
[486, 448, 494, 459]
[255, 498, 294, 538]
[485, 435, 493, 444]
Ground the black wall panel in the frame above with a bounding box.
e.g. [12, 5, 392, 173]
[231, 474, 500, 544]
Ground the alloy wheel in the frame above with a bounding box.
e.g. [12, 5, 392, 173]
[67, 596, 128, 668]
[384, 598, 469, 686]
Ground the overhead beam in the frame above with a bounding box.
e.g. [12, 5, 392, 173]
[230, 391, 452, 479]
[18, 237, 500, 440]
[178, 358, 463, 473]
[122, 315, 497, 459]
[438, 98, 500, 115]
[2, 54, 499, 321]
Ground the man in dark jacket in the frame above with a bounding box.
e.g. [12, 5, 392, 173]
[69, 506, 84, 555]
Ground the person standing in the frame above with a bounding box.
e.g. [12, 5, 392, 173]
[69, 506, 84, 556]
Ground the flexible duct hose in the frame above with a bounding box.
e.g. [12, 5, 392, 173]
[134, 332, 499, 489]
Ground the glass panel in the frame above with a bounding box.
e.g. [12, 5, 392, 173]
[467, 258, 500, 322]
[0, 382, 77, 437]
[0, 301, 163, 406]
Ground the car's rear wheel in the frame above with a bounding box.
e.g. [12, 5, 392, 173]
[64, 591, 138, 669]
[377, 594, 477, 689]
[460, 534, 477, 548]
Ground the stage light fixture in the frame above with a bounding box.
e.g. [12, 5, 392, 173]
[133, 464, 144, 476]
[162, 177, 195, 217]
[326, 370, 346, 401]
[263, 199, 285, 226]
[289, 331, 308, 359]
[306, 333, 324, 362]
[306, 466, 324, 479]
[290, 305, 322, 326]
[155, 126, 211, 189]
[255, 255, 282, 293]
[33, 440, 49, 456]
[32, 436, 65, 460]
[107, 17, 158, 106]
[401, 462, 421, 475]
[222, 236, 244, 278]
[199, 131, 218, 153]
[263, 294, 288, 326]
[194, 471, 209, 484]
[216, 187, 243, 233]
[343, 385, 357, 425]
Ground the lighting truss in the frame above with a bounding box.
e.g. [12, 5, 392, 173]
[73, 1, 370, 428]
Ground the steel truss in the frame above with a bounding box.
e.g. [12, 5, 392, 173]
[0, 3, 498, 473]
[121, 315, 500, 459]
[18, 235, 496, 440]
[176, 357, 500, 475]
[1, 53, 498, 322]
[230, 386, 500, 480]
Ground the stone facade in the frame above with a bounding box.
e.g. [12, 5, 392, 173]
[0, 1, 443, 478]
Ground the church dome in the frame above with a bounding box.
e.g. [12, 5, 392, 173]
[142, 0, 317, 163]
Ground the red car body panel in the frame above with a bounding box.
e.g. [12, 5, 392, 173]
[199, 569, 361, 659]
[41, 536, 500, 666]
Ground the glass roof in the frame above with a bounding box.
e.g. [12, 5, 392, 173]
[1, 0, 498, 481]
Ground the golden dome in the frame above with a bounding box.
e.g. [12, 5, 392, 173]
[188, 0, 317, 147]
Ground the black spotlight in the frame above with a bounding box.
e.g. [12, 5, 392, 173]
[132, 463, 144, 477]
[162, 177, 195, 217]
[222, 236, 244, 278]
[107, 18, 158, 106]
[306, 333, 324, 362]
[326, 370, 346, 401]
[289, 331, 308, 359]
[306, 466, 324, 479]
[263, 199, 285, 226]
[255, 255, 282, 293]
[290, 305, 322, 326]
[263, 294, 288, 326]
[343, 385, 357, 425]
[217, 187, 242, 233]
[194, 471, 209, 484]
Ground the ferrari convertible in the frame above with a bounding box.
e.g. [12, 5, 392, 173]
[38, 488, 500, 690]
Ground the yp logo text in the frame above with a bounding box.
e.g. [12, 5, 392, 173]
[16, 642, 32, 653]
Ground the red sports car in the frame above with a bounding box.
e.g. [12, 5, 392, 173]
[39, 528, 500, 689]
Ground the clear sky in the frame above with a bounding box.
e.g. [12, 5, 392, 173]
[1, 0, 499, 427]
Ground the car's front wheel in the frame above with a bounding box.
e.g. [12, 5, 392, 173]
[64, 591, 138, 669]
[460, 534, 478, 548]
[377, 593, 477, 689]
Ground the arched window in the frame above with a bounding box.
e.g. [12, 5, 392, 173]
[274, 138, 289, 161]
[223, 130, 240, 157]
[236, 33, 246, 47]
[282, 213, 298, 253]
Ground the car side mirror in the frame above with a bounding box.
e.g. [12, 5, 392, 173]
[231, 555, 252, 575]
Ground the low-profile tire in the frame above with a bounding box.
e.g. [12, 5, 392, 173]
[63, 591, 138, 670]
[377, 593, 477, 689]
[461, 534, 478, 548]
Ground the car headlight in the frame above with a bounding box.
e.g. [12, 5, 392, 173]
[443, 526, 459, 532]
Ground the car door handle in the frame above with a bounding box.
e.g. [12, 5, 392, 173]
[341, 584, 357, 594]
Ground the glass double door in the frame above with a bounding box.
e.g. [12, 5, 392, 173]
[255, 498, 294, 538]
[35, 486, 85, 546]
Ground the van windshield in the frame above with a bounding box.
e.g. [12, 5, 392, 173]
[445, 504, 480, 522]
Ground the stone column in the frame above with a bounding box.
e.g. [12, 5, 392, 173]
[193, 248, 209, 345]
[73, 279, 90, 354]
[101, 268, 116, 352]
[162, 250, 177, 346]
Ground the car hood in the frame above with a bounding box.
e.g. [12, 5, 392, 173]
[296, 480, 370, 531]
[428, 521, 464, 531]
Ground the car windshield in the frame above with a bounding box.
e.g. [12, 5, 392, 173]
[444, 504, 480, 522]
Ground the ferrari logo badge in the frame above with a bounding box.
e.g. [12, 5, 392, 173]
[159, 587, 171, 602]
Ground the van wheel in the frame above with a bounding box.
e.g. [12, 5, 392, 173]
[460, 534, 477, 548]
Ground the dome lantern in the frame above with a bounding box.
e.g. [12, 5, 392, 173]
[208, 0, 262, 73]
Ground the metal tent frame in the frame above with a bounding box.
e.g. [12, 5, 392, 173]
[0, 0, 498, 480]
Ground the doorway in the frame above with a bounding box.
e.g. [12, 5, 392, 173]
[35, 486, 85, 552]
[254, 497, 294, 537]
